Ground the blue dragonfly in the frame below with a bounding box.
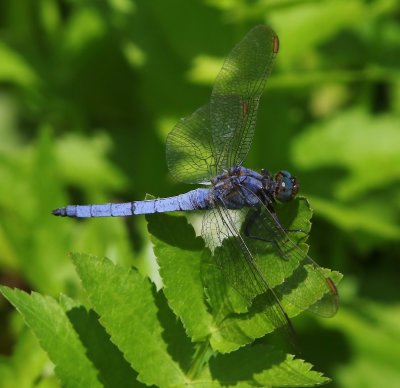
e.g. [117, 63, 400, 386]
[53, 26, 338, 333]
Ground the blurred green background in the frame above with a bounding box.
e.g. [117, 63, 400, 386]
[0, 0, 399, 387]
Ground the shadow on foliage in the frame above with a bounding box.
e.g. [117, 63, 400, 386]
[209, 344, 287, 383]
[66, 306, 142, 388]
[147, 212, 204, 251]
[153, 287, 195, 373]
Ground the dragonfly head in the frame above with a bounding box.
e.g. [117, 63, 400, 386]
[273, 170, 299, 202]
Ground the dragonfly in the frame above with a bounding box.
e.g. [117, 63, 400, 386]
[53, 25, 338, 334]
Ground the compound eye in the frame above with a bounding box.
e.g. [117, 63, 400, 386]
[274, 171, 299, 202]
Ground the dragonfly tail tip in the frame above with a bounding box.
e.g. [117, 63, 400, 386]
[52, 208, 65, 217]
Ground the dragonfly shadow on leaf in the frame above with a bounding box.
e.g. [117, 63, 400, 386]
[201, 241, 294, 338]
[146, 213, 204, 251]
[275, 198, 308, 232]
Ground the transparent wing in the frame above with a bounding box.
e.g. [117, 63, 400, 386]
[166, 26, 278, 184]
[166, 105, 216, 184]
[238, 186, 339, 318]
[211, 25, 279, 172]
[202, 191, 338, 333]
[201, 200, 294, 334]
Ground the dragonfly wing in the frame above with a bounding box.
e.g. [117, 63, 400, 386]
[201, 199, 294, 334]
[210, 25, 279, 172]
[166, 26, 278, 183]
[238, 186, 339, 318]
[166, 104, 216, 184]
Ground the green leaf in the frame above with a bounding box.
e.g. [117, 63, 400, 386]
[146, 201, 341, 353]
[210, 344, 330, 387]
[308, 195, 400, 240]
[270, 0, 367, 67]
[0, 127, 78, 294]
[63, 7, 105, 55]
[291, 109, 400, 240]
[292, 110, 400, 200]
[147, 213, 214, 342]
[71, 253, 187, 387]
[321, 285, 400, 388]
[73, 217, 135, 268]
[0, 329, 50, 388]
[58, 294, 140, 388]
[0, 42, 39, 87]
[147, 211, 257, 352]
[0, 286, 102, 388]
[55, 132, 127, 192]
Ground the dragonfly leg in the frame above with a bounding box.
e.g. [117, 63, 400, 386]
[270, 211, 309, 238]
[262, 199, 309, 238]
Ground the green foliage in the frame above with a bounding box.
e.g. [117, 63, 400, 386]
[0, 287, 102, 388]
[149, 201, 341, 354]
[0, 205, 333, 386]
[1, 0, 400, 387]
[292, 110, 400, 239]
[0, 329, 53, 388]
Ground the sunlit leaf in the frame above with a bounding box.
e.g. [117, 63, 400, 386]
[292, 110, 400, 200]
[63, 8, 105, 54]
[58, 294, 140, 387]
[0, 43, 39, 87]
[147, 200, 341, 353]
[55, 132, 127, 193]
[147, 213, 214, 342]
[270, 0, 368, 68]
[291, 109, 400, 240]
[210, 344, 330, 387]
[72, 253, 187, 387]
[0, 287, 102, 388]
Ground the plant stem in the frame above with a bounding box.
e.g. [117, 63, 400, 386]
[186, 339, 214, 381]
